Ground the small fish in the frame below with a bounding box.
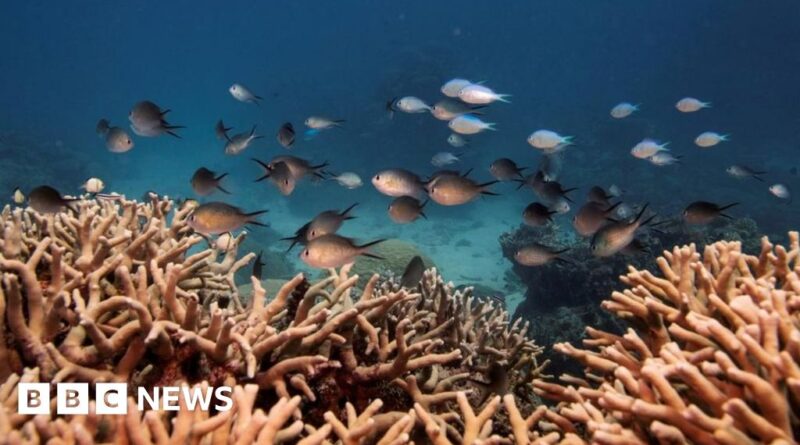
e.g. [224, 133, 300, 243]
[726, 165, 765, 181]
[400, 255, 426, 288]
[631, 139, 669, 159]
[431, 152, 461, 167]
[769, 184, 791, 203]
[522, 202, 556, 227]
[372, 169, 425, 197]
[551, 198, 571, 214]
[591, 204, 655, 257]
[300, 234, 385, 268]
[281, 222, 311, 252]
[587, 186, 612, 205]
[610, 102, 639, 119]
[682, 201, 738, 225]
[12, 187, 25, 205]
[252, 250, 265, 280]
[537, 181, 576, 205]
[527, 130, 573, 150]
[81, 177, 105, 194]
[490, 158, 526, 181]
[96, 118, 110, 136]
[395, 96, 432, 113]
[105, 127, 134, 153]
[441, 78, 476, 97]
[28, 185, 78, 214]
[332, 172, 363, 189]
[265, 161, 297, 196]
[305, 116, 345, 130]
[307, 203, 358, 240]
[514, 243, 570, 266]
[254, 156, 329, 181]
[695, 132, 729, 148]
[389, 196, 427, 223]
[431, 99, 484, 121]
[428, 175, 498, 206]
[224, 126, 263, 155]
[277, 122, 295, 148]
[191, 167, 230, 196]
[676, 97, 711, 113]
[215, 120, 232, 141]
[447, 133, 469, 148]
[648, 152, 682, 166]
[621, 238, 649, 256]
[448, 115, 496, 135]
[514, 170, 547, 194]
[458, 84, 510, 104]
[385, 97, 400, 119]
[573, 202, 620, 237]
[129, 100, 183, 138]
[229, 83, 262, 105]
[187, 202, 268, 235]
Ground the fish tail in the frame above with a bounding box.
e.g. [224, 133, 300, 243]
[721, 134, 731, 141]
[753, 175, 765, 182]
[340, 202, 359, 218]
[166, 130, 182, 139]
[485, 122, 497, 131]
[421, 199, 429, 209]
[216, 185, 231, 194]
[479, 181, 499, 195]
[513, 179, 526, 190]
[420, 211, 428, 220]
[361, 252, 385, 260]
[215, 172, 229, 181]
[333, 120, 346, 127]
[251, 157, 270, 171]
[719, 202, 739, 212]
[496, 94, 512, 103]
[634, 203, 650, 223]
[702, 101, 712, 108]
[247, 221, 269, 228]
[358, 238, 387, 251]
[254, 174, 270, 182]
[245, 209, 269, 218]
[605, 202, 622, 213]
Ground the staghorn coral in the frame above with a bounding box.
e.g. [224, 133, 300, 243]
[533, 231, 800, 444]
[0, 196, 556, 443]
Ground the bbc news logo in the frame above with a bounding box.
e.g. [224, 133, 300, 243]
[18, 383, 233, 415]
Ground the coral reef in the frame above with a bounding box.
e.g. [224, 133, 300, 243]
[532, 231, 800, 444]
[0, 196, 554, 443]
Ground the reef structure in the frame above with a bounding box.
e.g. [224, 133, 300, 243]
[0, 196, 558, 444]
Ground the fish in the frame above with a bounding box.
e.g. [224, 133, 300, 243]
[425, 169, 472, 193]
[431, 99, 484, 121]
[129, 100, 183, 138]
[187, 202, 268, 235]
[490, 158, 526, 181]
[96, 118, 110, 136]
[385, 97, 400, 119]
[224, 126, 263, 155]
[252, 251, 265, 280]
[610, 102, 639, 119]
[538, 153, 562, 181]
[551, 198, 571, 214]
[586, 186, 612, 205]
[769, 184, 791, 202]
[81, 178, 105, 194]
[457, 84, 510, 104]
[265, 161, 297, 196]
[281, 222, 311, 252]
[522, 202, 556, 227]
[300, 234, 385, 268]
[253, 156, 329, 181]
[12, 188, 25, 205]
[388, 196, 427, 223]
[28, 185, 78, 214]
[514, 171, 547, 194]
[447, 133, 469, 148]
[631, 139, 669, 159]
[527, 130, 573, 150]
[676, 97, 711, 113]
[537, 181, 577, 205]
[573, 202, 621, 237]
[395, 96, 432, 113]
[304, 116, 345, 130]
[614, 202, 634, 219]
[332, 172, 363, 189]
[428, 175, 498, 206]
[441, 78, 476, 97]
[621, 238, 649, 256]
[514, 243, 570, 266]
[448, 115, 496, 135]
[648, 152, 682, 166]
[307, 203, 358, 240]
[591, 204, 656, 257]
[105, 127, 134, 153]
[400, 255, 426, 288]
[431, 152, 461, 167]
[726, 165, 765, 181]
[695, 132, 729, 148]
[215, 120, 232, 141]
[191, 167, 230, 196]
[372, 169, 425, 197]
[277, 122, 295, 148]
[682, 201, 738, 225]
[229, 83, 262, 105]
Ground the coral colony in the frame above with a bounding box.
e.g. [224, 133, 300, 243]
[1, 195, 799, 443]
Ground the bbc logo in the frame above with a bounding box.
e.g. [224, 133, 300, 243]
[18, 383, 127, 415]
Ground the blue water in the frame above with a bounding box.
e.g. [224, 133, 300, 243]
[2, 1, 799, 307]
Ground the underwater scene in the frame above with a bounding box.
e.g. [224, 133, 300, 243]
[1, 1, 799, 443]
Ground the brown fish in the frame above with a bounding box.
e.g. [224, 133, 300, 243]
[264, 161, 297, 196]
[514, 243, 570, 266]
[682, 201, 738, 225]
[215, 119, 233, 141]
[300, 234, 385, 268]
[586, 186, 612, 205]
[191, 167, 230, 196]
[522, 202, 556, 227]
[28, 185, 78, 214]
[187, 202, 268, 235]
[490, 158, 527, 181]
[388, 196, 427, 223]
[253, 156, 328, 181]
[277, 122, 295, 148]
[307, 203, 358, 240]
[400, 255, 426, 288]
[572, 202, 620, 237]
[428, 175, 498, 206]
[591, 204, 655, 257]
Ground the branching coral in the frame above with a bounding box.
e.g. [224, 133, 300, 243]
[533, 232, 800, 444]
[0, 197, 551, 443]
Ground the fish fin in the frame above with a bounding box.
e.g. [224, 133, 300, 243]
[357, 238, 387, 250]
[718, 202, 739, 212]
[513, 179, 526, 190]
[461, 168, 473, 178]
[312, 161, 330, 171]
[215, 173, 229, 181]
[361, 253, 384, 260]
[340, 202, 359, 217]
[752, 175, 764, 182]
[216, 185, 231, 194]
[254, 94, 263, 100]
[166, 130, 182, 139]
[481, 191, 500, 196]
[562, 187, 578, 195]
[605, 217, 619, 223]
[420, 211, 427, 220]
[245, 209, 269, 218]
[251, 158, 270, 169]
[719, 213, 733, 220]
[633, 203, 650, 223]
[254, 174, 270, 182]
[639, 215, 657, 226]
[246, 221, 270, 228]
[421, 199, 429, 209]
[605, 202, 622, 213]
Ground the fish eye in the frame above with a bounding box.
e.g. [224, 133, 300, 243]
[284, 180, 289, 185]
[303, 250, 309, 256]
[375, 175, 380, 181]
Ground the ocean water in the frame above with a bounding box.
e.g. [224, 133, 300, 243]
[2, 1, 799, 312]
